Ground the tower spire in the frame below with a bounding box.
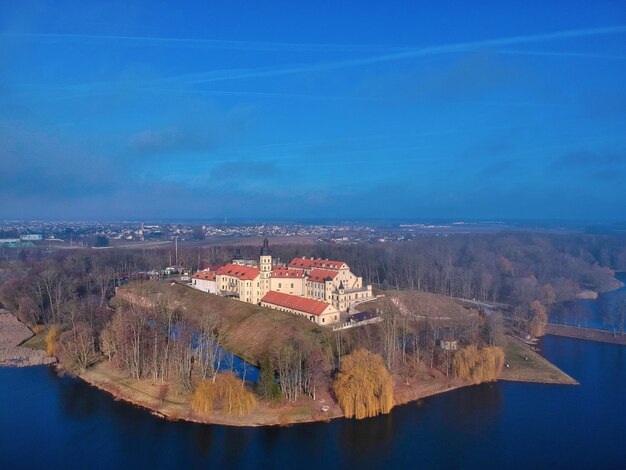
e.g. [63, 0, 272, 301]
[260, 237, 270, 256]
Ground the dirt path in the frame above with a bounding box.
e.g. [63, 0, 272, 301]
[546, 324, 626, 346]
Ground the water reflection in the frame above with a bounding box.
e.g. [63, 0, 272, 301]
[550, 272, 626, 330]
[1, 335, 625, 469]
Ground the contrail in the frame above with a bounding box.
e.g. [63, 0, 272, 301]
[183, 25, 626, 83]
[0, 31, 408, 53]
[7, 25, 626, 90]
[497, 49, 626, 60]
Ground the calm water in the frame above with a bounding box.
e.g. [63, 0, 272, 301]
[1, 335, 625, 469]
[550, 272, 626, 330]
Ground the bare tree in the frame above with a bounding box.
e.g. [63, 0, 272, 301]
[303, 347, 330, 400]
[58, 322, 98, 372]
[273, 340, 303, 402]
[195, 309, 227, 382]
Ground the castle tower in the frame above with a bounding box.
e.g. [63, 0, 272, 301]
[259, 238, 272, 295]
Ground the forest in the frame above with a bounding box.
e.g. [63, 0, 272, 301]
[0, 231, 624, 419]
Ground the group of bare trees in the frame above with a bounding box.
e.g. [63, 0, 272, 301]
[0, 253, 119, 328]
[337, 295, 492, 382]
[99, 294, 229, 394]
[269, 340, 330, 403]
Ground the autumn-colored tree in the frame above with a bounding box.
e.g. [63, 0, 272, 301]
[192, 373, 257, 417]
[333, 349, 394, 419]
[529, 300, 548, 337]
[218, 373, 257, 416]
[192, 380, 216, 415]
[453, 345, 504, 384]
[542, 284, 557, 305]
[46, 325, 60, 356]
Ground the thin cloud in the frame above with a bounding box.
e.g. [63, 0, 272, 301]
[549, 150, 626, 180]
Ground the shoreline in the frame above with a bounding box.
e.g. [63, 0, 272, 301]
[0, 311, 56, 367]
[2, 310, 577, 427]
[70, 338, 576, 428]
[72, 361, 467, 427]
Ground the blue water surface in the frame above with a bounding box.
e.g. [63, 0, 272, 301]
[1, 334, 624, 469]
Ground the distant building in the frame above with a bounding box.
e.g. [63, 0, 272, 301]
[0, 238, 21, 247]
[20, 234, 42, 241]
[438, 339, 458, 351]
[191, 238, 373, 326]
[0, 238, 35, 248]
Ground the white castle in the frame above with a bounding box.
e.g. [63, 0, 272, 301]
[192, 239, 373, 325]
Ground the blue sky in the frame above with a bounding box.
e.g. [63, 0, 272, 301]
[1, 1, 625, 221]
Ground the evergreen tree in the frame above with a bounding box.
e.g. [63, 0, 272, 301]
[255, 357, 281, 402]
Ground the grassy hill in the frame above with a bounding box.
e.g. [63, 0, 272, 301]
[358, 290, 473, 319]
[114, 282, 330, 364]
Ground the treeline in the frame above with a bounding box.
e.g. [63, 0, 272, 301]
[227, 233, 624, 338]
[232, 233, 626, 306]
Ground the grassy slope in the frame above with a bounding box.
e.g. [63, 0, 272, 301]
[499, 336, 577, 384]
[358, 290, 473, 319]
[21, 330, 47, 350]
[116, 282, 330, 364]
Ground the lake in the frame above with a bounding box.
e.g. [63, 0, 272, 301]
[2, 303, 626, 470]
[550, 272, 626, 331]
[1, 335, 624, 469]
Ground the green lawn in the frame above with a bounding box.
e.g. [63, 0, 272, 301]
[21, 330, 47, 351]
[499, 336, 577, 384]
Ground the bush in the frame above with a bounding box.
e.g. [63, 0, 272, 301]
[333, 349, 394, 419]
[45, 325, 60, 356]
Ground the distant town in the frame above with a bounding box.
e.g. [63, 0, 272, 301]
[0, 219, 596, 252]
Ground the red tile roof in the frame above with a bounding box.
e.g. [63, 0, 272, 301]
[270, 267, 305, 278]
[192, 271, 216, 281]
[288, 257, 347, 270]
[216, 263, 260, 281]
[261, 291, 331, 316]
[307, 269, 339, 283]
